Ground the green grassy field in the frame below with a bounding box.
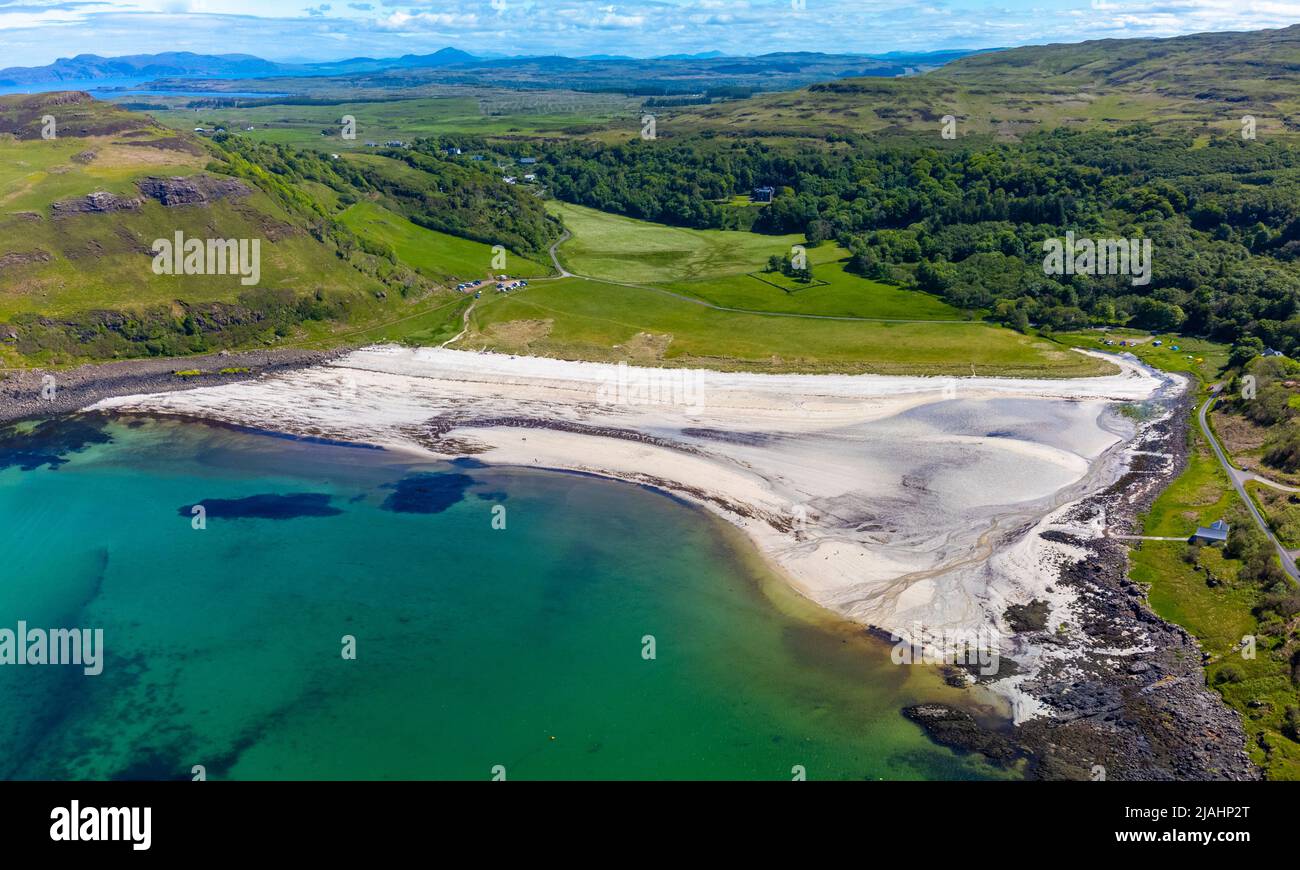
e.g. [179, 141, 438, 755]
[0, 126, 389, 322]
[1130, 432, 1300, 780]
[148, 94, 635, 151]
[459, 275, 1108, 376]
[427, 201, 1111, 375]
[0, 134, 203, 213]
[0, 186, 381, 321]
[548, 201, 969, 320]
[0, 95, 487, 366]
[1056, 328, 1230, 383]
[665, 260, 966, 320]
[338, 201, 552, 283]
[547, 201, 839, 283]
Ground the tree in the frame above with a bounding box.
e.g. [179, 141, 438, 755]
[1131, 298, 1186, 332]
[1229, 337, 1265, 368]
[916, 259, 956, 294]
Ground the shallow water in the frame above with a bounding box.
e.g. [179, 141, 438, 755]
[0, 414, 1011, 780]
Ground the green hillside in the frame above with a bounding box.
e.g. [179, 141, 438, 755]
[667, 24, 1300, 140]
[0, 94, 578, 368]
[339, 201, 551, 283]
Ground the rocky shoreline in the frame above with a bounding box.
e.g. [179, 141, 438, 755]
[906, 384, 1261, 780]
[0, 349, 344, 426]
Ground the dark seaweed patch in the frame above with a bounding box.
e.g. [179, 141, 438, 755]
[178, 493, 342, 520]
[380, 472, 474, 514]
[0, 416, 112, 471]
[109, 751, 192, 782]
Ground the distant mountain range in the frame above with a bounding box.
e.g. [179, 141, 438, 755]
[0, 47, 986, 91]
[0, 48, 479, 87]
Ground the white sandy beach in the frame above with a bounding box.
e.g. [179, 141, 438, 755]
[93, 346, 1179, 717]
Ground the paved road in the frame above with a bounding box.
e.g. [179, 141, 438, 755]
[1198, 388, 1300, 581]
[1239, 469, 1300, 493]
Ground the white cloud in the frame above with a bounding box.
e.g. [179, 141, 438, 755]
[0, 0, 1298, 66]
[375, 10, 479, 31]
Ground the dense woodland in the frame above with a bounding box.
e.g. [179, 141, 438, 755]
[463, 128, 1300, 356]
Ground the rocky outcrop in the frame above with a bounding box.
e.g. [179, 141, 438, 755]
[0, 349, 344, 425]
[136, 175, 253, 207]
[0, 250, 51, 269]
[50, 191, 142, 216]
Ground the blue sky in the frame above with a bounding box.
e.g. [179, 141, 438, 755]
[0, 0, 1297, 67]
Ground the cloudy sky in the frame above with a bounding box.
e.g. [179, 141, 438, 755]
[0, 0, 1298, 67]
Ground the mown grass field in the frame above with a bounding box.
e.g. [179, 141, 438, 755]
[549, 201, 970, 320]
[338, 201, 552, 283]
[547, 201, 839, 284]
[459, 275, 1108, 376]
[665, 260, 967, 320]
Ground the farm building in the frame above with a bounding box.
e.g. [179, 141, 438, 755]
[1189, 520, 1229, 545]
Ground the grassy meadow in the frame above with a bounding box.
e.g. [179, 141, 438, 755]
[548, 202, 969, 320]
[339, 201, 552, 283]
[459, 275, 1106, 376]
[1098, 328, 1300, 779]
[546, 201, 836, 283]
[1132, 439, 1300, 779]
[146, 92, 639, 151]
[665, 261, 967, 320]
[438, 201, 1111, 375]
[0, 128, 391, 322]
[1056, 328, 1231, 385]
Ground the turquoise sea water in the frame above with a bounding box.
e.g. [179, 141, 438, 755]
[0, 414, 1012, 780]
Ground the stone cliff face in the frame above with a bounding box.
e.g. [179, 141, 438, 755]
[136, 175, 254, 207]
